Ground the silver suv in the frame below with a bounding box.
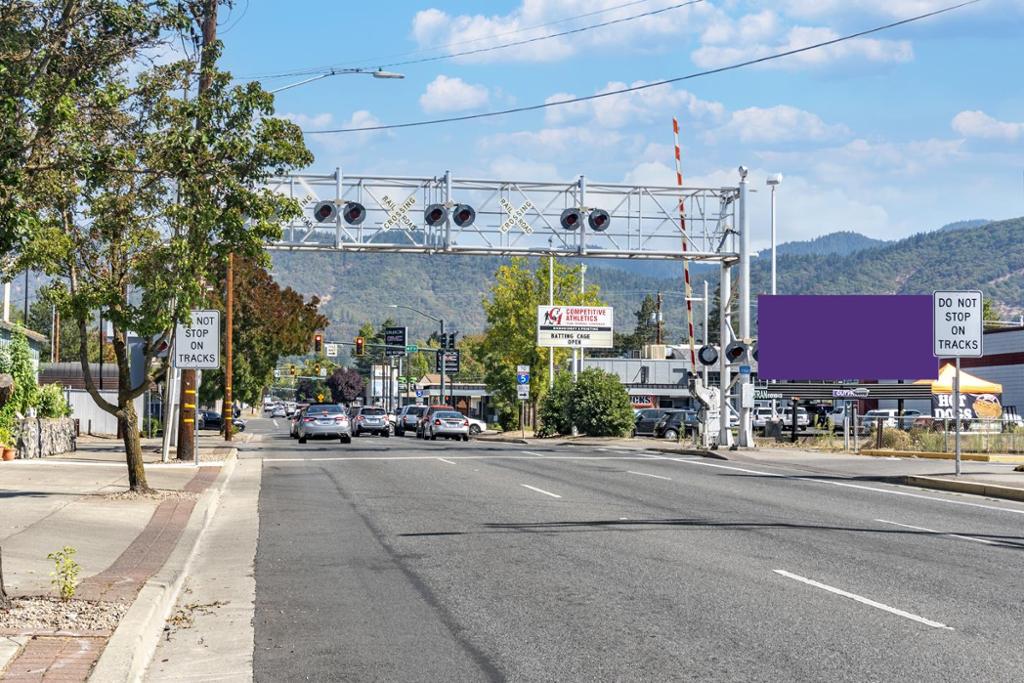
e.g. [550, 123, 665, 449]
[396, 405, 427, 436]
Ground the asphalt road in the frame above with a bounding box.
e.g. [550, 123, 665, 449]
[245, 417, 1024, 682]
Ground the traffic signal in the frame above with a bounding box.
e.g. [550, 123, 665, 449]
[447, 332, 457, 350]
[439, 333, 448, 349]
[588, 209, 610, 232]
[724, 341, 749, 364]
[424, 204, 447, 227]
[342, 201, 366, 225]
[452, 204, 476, 227]
[354, 336, 365, 356]
[314, 333, 323, 353]
[289, 365, 297, 376]
[560, 208, 582, 231]
[313, 201, 337, 223]
[314, 363, 321, 375]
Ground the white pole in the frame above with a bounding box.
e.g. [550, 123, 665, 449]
[718, 261, 733, 447]
[548, 255, 554, 389]
[954, 357, 961, 476]
[770, 184, 777, 296]
[737, 168, 752, 447]
[2, 281, 9, 322]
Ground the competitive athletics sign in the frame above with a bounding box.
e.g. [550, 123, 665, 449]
[537, 306, 613, 348]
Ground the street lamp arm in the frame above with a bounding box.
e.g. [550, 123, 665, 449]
[387, 303, 440, 325]
[268, 68, 405, 94]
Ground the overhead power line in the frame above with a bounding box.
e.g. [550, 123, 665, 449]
[242, 0, 664, 80]
[303, 0, 982, 135]
[244, 0, 703, 80]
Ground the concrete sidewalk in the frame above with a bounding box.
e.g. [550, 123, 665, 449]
[0, 440, 237, 681]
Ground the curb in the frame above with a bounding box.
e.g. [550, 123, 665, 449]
[650, 446, 731, 461]
[475, 435, 530, 445]
[902, 475, 1024, 503]
[88, 450, 238, 682]
[859, 448, 1024, 464]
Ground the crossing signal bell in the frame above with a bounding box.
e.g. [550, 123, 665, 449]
[354, 336, 365, 357]
[313, 334, 323, 353]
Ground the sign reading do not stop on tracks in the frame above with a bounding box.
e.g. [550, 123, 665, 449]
[933, 291, 983, 357]
[174, 310, 221, 369]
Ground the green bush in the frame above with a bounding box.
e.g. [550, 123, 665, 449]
[37, 384, 70, 418]
[538, 371, 574, 437]
[568, 368, 635, 437]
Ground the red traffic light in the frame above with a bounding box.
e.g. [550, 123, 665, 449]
[354, 336, 365, 357]
[314, 334, 323, 353]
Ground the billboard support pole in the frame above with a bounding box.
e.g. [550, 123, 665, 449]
[954, 357, 961, 476]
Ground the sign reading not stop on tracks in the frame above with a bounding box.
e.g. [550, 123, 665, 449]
[174, 310, 221, 369]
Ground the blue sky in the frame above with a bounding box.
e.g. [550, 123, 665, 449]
[218, 0, 1024, 250]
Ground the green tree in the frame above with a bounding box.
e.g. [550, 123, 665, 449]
[198, 257, 327, 407]
[0, 1, 186, 264]
[478, 258, 604, 429]
[20, 29, 311, 491]
[0, 327, 38, 434]
[537, 370, 574, 437]
[569, 367, 635, 437]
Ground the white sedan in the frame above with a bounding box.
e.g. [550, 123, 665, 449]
[465, 416, 487, 436]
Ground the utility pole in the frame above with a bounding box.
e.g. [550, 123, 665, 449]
[177, 0, 219, 460]
[223, 251, 233, 440]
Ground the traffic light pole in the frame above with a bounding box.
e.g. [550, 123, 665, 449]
[223, 251, 233, 441]
[439, 319, 446, 405]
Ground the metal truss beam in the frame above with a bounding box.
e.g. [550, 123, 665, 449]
[264, 169, 740, 262]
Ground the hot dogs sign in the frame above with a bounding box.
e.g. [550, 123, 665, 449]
[932, 392, 1002, 421]
[537, 306, 614, 348]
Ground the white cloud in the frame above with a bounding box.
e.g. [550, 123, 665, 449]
[692, 21, 912, 70]
[479, 127, 630, 157]
[951, 110, 1024, 141]
[488, 156, 561, 181]
[544, 81, 724, 128]
[411, 0, 712, 64]
[419, 75, 489, 113]
[709, 105, 850, 144]
[279, 112, 334, 129]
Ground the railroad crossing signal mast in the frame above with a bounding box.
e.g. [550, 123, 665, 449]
[266, 167, 754, 448]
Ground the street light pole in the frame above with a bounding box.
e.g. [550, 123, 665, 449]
[267, 68, 406, 94]
[767, 174, 783, 296]
[388, 304, 444, 405]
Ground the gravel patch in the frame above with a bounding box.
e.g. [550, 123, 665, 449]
[0, 597, 127, 632]
[103, 489, 198, 502]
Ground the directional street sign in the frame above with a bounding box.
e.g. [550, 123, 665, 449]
[933, 290, 983, 357]
[173, 310, 220, 369]
[516, 364, 530, 400]
[516, 373, 530, 385]
[517, 384, 530, 400]
[319, 367, 327, 377]
[325, 343, 339, 358]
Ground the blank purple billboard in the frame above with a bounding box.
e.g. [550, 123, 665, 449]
[757, 295, 936, 380]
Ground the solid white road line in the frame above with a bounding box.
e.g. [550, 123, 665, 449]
[272, 419, 279, 427]
[521, 450, 545, 457]
[773, 569, 954, 630]
[263, 455, 665, 463]
[652, 456, 1024, 516]
[626, 470, 672, 481]
[875, 518, 1001, 547]
[437, 457, 456, 465]
[521, 484, 562, 498]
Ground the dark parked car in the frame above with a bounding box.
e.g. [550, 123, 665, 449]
[198, 410, 223, 431]
[654, 410, 698, 440]
[633, 408, 676, 437]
